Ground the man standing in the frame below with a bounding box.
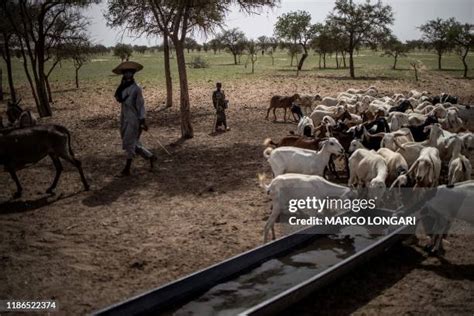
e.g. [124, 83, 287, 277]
[113, 61, 157, 176]
[212, 82, 229, 132]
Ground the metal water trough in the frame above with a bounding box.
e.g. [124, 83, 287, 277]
[94, 209, 414, 316]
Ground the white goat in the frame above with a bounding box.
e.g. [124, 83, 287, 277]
[406, 147, 441, 188]
[377, 148, 409, 185]
[258, 173, 353, 242]
[420, 181, 474, 254]
[296, 116, 315, 136]
[448, 153, 471, 186]
[263, 137, 344, 177]
[294, 94, 322, 115]
[348, 149, 388, 199]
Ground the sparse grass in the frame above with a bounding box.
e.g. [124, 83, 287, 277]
[2, 49, 473, 93]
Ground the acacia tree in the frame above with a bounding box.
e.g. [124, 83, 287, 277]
[2, 0, 96, 117]
[57, 39, 92, 88]
[274, 10, 317, 74]
[107, 0, 277, 139]
[447, 21, 474, 78]
[381, 35, 408, 70]
[257, 35, 270, 55]
[113, 43, 133, 61]
[208, 38, 222, 54]
[327, 0, 394, 78]
[419, 18, 454, 70]
[245, 40, 258, 73]
[184, 38, 198, 53]
[311, 23, 334, 69]
[0, 9, 17, 102]
[106, 0, 174, 109]
[219, 28, 247, 65]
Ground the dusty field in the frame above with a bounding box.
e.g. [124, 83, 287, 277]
[0, 70, 473, 315]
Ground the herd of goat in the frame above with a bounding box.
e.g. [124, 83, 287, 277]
[0, 87, 473, 254]
[260, 87, 473, 254]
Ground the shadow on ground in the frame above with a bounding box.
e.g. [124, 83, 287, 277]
[81, 142, 264, 207]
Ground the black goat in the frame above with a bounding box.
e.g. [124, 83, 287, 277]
[1, 124, 89, 198]
[290, 103, 304, 121]
[389, 99, 414, 113]
[403, 115, 438, 142]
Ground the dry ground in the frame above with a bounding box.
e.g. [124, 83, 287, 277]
[0, 70, 473, 315]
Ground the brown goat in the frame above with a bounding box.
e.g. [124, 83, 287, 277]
[266, 93, 300, 122]
[264, 135, 321, 150]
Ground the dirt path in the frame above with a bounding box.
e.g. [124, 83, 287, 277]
[0, 72, 473, 314]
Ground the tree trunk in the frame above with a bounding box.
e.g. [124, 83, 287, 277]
[393, 54, 398, 70]
[335, 51, 339, 69]
[437, 52, 442, 70]
[290, 54, 294, 67]
[0, 68, 3, 101]
[271, 55, 274, 66]
[173, 39, 193, 139]
[163, 34, 173, 108]
[75, 67, 80, 88]
[323, 53, 326, 69]
[36, 34, 52, 116]
[342, 51, 347, 68]
[297, 53, 308, 71]
[462, 48, 468, 78]
[45, 76, 53, 103]
[318, 53, 321, 69]
[18, 41, 39, 106]
[349, 49, 355, 78]
[233, 52, 238, 65]
[2, 35, 16, 102]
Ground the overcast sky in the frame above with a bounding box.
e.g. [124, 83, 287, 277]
[85, 0, 474, 47]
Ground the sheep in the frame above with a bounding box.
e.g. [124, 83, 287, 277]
[377, 148, 409, 185]
[263, 137, 344, 177]
[0, 124, 90, 198]
[258, 173, 353, 242]
[266, 93, 300, 121]
[447, 152, 471, 186]
[292, 94, 322, 115]
[348, 148, 388, 200]
[420, 181, 473, 254]
[406, 147, 441, 188]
